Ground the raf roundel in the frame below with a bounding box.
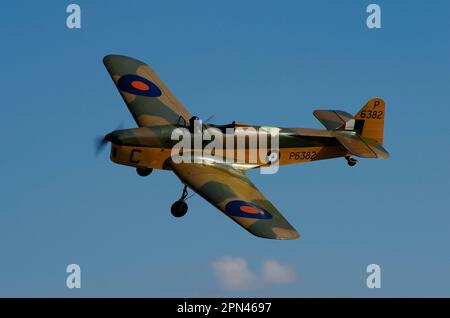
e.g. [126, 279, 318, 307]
[225, 200, 272, 219]
[117, 74, 162, 97]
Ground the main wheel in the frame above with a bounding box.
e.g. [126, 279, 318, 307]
[171, 200, 188, 217]
[136, 168, 153, 177]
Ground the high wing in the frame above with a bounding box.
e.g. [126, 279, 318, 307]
[169, 162, 300, 240]
[103, 55, 192, 127]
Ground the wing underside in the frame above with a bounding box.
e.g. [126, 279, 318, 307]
[103, 55, 192, 127]
[170, 161, 299, 240]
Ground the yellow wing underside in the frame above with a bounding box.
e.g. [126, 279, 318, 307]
[170, 161, 299, 240]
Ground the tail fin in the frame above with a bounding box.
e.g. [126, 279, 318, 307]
[313, 98, 388, 159]
[339, 98, 385, 144]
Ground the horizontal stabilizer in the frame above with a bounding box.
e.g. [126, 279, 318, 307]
[334, 133, 390, 159]
[313, 110, 353, 130]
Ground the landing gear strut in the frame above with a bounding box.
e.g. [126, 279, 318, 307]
[171, 184, 189, 217]
[136, 167, 153, 177]
[345, 155, 358, 167]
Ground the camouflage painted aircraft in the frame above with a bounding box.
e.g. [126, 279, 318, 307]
[99, 55, 389, 240]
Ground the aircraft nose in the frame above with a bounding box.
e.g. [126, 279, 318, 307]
[104, 132, 118, 143]
[104, 130, 131, 145]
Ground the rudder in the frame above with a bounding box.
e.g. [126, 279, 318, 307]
[339, 98, 385, 144]
[354, 98, 385, 144]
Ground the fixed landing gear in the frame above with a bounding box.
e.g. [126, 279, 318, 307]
[345, 155, 358, 167]
[136, 167, 153, 176]
[171, 184, 189, 217]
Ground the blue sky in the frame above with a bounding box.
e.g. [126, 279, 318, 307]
[0, 0, 449, 297]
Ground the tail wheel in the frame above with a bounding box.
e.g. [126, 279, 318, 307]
[345, 156, 358, 167]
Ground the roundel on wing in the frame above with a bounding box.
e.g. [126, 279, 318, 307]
[117, 74, 162, 97]
[225, 200, 272, 219]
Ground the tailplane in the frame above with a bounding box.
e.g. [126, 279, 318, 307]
[313, 98, 389, 159]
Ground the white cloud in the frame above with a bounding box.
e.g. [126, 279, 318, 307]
[212, 257, 296, 290]
[262, 259, 296, 284]
[212, 257, 256, 290]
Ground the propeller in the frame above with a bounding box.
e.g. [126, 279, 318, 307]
[94, 121, 124, 157]
[203, 114, 215, 125]
[94, 135, 109, 156]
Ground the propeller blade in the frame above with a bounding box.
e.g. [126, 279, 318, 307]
[94, 121, 124, 157]
[204, 114, 215, 124]
[94, 135, 108, 156]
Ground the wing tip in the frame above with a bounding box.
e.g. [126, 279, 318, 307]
[102, 54, 146, 67]
[252, 228, 300, 240]
[272, 227, 300, 240]
[279, 231, 300, 240]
